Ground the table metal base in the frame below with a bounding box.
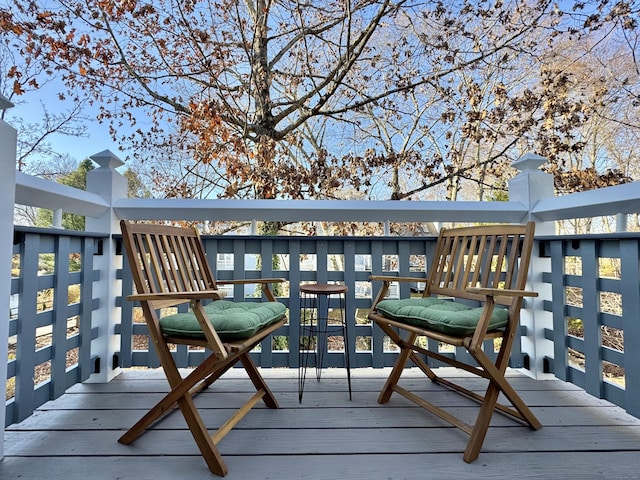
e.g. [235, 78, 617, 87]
[298, 283, 351, 403]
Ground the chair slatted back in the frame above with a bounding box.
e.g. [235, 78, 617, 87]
[425, 222, 535, 308]
[121, 221, 217, 309]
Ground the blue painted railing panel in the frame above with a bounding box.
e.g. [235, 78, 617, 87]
[7, 229, 640, 426]
[540, 234, 639, 418]
[5, 228, 103, 426]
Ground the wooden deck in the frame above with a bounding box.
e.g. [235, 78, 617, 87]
[3, 367, 640, 479]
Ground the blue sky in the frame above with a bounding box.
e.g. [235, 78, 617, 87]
[5, 76, 131, 165]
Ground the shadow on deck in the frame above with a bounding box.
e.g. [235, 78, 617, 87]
[3, 368, 640, 479]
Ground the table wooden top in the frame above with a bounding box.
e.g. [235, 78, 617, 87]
[300, 283, 348, 295]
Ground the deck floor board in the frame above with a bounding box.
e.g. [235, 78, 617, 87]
[3, 368, 639, 479]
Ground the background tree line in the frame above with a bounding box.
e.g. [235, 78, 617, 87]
[2, 0, 639, 233]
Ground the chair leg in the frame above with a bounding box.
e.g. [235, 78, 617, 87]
[176, 394, 228, 476]
[472, 350, 542, 430]
[120, 365, 229, 475]
[460, 348, 542, 462]
[239, 353, 279, 409]
[461, 378, 502, 462]
[119, 353, 234, 444]
[409, 350, 439, 383]
[378, 331, 417, 404]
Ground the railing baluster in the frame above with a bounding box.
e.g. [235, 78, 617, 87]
[51, 235, 70, 398]
[15, 233, 39, 423]
[620, 238, 640, 417]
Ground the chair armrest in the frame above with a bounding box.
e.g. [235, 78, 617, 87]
[127, 290, 226, 302]
[466, 287, 538, 298]
[369, 275, 430, 309]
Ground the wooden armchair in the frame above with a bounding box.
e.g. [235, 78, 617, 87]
[368, 222, 541, 462]
[118, 220, 287, 476]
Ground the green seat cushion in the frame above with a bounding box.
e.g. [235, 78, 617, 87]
[375, 297, 508, 336]
[160, 300, 286, 341]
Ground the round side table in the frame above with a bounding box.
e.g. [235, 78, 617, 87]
[298, 283, 352, 403]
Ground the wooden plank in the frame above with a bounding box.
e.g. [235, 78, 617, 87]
[1, 452, 639, 480]
[9, 403, 640, 431]
[67, 371, 584, 393]
[6, 425, 640, 457]
[39, 383, 616, 413]
[66, 366, 581, 393]
[104, 364, 534, 382]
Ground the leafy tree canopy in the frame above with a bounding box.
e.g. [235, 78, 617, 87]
[2, 0, 639, 202]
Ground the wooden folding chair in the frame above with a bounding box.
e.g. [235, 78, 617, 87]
[369, 222, 542, 462]
[118, 220, 287, 476]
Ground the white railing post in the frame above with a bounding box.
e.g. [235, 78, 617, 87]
[85, 150, 128, 382]
[617, 213, 628, 232]
[0, 95, 17, 459]
[509, 153, 556, 380]
[52, 208, 63, 228]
